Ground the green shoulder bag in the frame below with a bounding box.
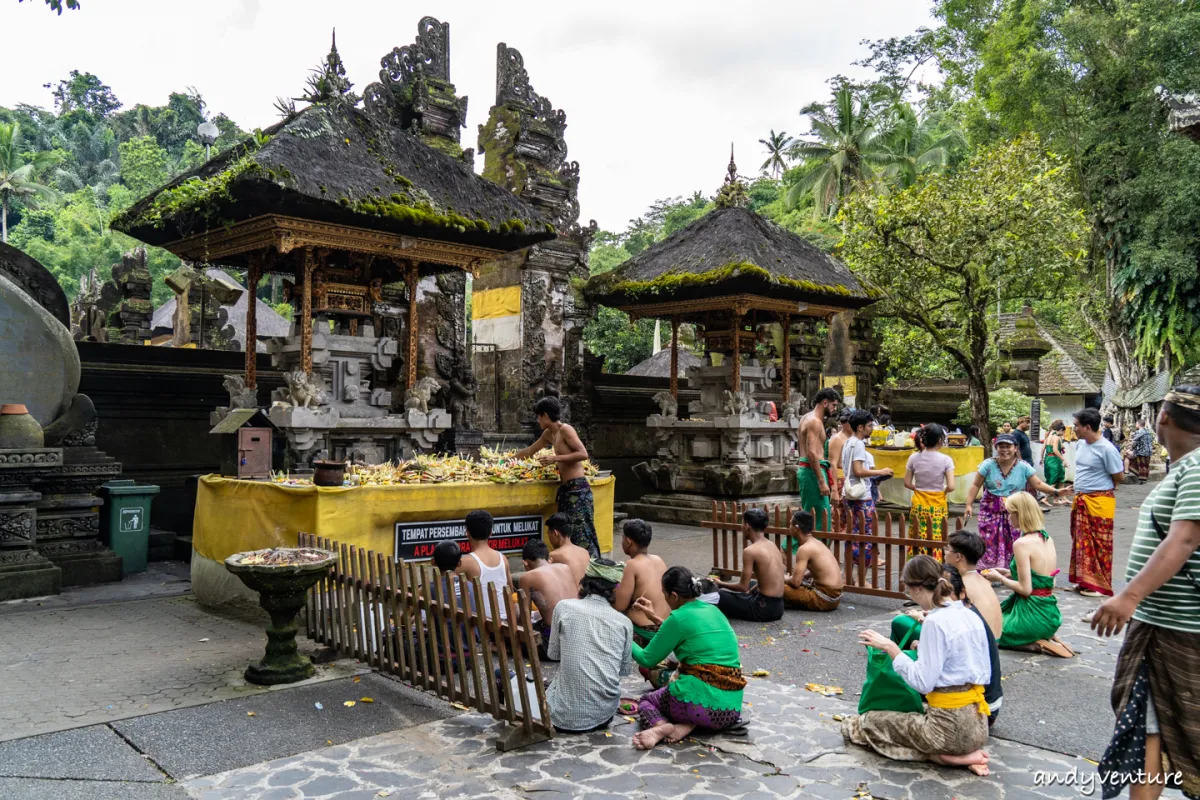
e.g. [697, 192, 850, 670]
[857, 621, 924, 714]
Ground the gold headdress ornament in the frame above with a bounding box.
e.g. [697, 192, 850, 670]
[1164, 390, 1200, 413]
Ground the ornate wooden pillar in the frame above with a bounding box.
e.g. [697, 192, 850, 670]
[669, 315, 680, 400]
[731, 313, 742, 393]
[781, 313, 791, 404]
[405, 260, 420, 388]
[244, 252, 262, 390]
[300, 247, 315, 375]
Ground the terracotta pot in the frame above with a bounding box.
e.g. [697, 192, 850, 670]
[0, 405, 43, 449]
[311, 460, 346, 487]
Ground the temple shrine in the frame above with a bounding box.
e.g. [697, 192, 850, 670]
[112, 22, 555, 463]
[585, 153, 875, 522]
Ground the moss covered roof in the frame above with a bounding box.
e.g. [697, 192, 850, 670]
[111, 103, 553, 253]
[584, 207, 872, 309]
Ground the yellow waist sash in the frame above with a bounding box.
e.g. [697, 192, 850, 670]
[911, 489, 948, 511]
[1074, 493, 1116, 519]
[926, 684, 989, 717]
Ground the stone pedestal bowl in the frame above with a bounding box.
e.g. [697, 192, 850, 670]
[224, 547, 337, 685]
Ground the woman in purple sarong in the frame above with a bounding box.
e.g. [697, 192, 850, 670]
[963, 434, 1068, 570]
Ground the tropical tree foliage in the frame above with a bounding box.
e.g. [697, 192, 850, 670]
[954, 387, 1035, 431]
[840, 137, 1088, 450]
[0, 123, 59, 242]
[758, 129, 792, 179]
[0, 72, 247, 301]
[929, 0, 1200, 390]
[786, 86, 898, 218]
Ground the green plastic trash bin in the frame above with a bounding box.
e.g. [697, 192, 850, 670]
[99, 480, 160, 576]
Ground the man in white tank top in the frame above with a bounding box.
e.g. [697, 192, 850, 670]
[458, 510, 512, 622]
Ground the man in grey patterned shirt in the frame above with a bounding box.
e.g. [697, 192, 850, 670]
[546, 559, 634, 733]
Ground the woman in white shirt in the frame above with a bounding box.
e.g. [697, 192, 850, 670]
[841, 410, 895, 583]
[843, 555, 993, 776]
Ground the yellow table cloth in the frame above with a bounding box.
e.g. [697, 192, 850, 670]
[865, 446, 984, 506]
[191, 473, 615, 605]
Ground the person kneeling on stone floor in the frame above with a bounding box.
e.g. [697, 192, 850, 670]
[713, 508, 785, 622]
[544, 558, 634, 734]
[611, 519, 671, 646]
[844, 556, 993, 776]
[782, 510, 844, 612]
[630, 566, 746, 750]
[546, 512, 590, 584]
[516, 538, 579, 660]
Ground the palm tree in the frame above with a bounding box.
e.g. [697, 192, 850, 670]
[0, 123, 60, 243]
[54, 120, 119, 194]
[786, 87, 898, 219]
[758, 129, 792, 179]
[878, 104, 966, 189]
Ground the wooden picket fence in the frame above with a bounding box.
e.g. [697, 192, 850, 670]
[705, 502, 963, 599]
[297, 533, 553, 749]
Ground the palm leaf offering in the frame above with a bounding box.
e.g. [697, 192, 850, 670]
[269, 449, 598, 487]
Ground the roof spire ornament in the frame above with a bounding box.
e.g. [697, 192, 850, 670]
[714, 143, 748, 209]
[302, 28, 360, 107]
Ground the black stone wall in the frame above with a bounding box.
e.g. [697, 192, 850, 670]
[77, 342, 284, 535]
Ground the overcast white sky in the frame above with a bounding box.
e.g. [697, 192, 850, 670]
[1, 0, 935, 231]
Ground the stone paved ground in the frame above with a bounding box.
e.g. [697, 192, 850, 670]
[185, 673, 1181, 799]
[625, 481, 1155, 762]
[0, 481, 1177, 798]
[0, 591, 364, 742]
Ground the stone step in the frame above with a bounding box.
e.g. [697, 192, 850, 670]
[148, 528, 177, 562]
[173, 535, 194, 563]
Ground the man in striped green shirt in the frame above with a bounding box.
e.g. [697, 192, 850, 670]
[1093, 386, 1200, 800]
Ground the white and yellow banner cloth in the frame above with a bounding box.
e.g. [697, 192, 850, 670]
[472, 286, 522, 351]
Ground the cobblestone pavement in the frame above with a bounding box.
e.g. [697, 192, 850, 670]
[0, 594, 364, 742]
[185, 672, 1178, 799]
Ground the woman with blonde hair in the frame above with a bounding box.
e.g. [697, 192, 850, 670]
[982, 492, 1074, 657]
[845, 555, 992, 775]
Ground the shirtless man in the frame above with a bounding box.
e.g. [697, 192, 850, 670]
[546, 512, 590, 584]
[515, 397, 599, 557]
[945, 531, 1003, 639]
[611, 519, 670, 644]
[827, 409, 854, 500]
[782, 510, 844, 611]
[714, 507, 786, 622]
[797, 388, 841, 532]
[518, 539, 579, 651]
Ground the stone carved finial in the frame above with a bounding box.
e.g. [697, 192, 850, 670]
[496, 43, 536, 107]
[303, 29, 360, 107]
[363, 17, 465, 148]
[715, 144, 749, 209]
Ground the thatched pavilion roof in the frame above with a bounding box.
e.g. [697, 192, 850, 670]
[584, 206, 873, 318]
[111, 102, 554, 258]
[625, 345, 701, 378]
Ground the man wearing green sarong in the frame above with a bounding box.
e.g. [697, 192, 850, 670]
[797, 388, 842, 533]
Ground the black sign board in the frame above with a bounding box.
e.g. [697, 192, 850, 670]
[1030, 398, 1042, 441]
[394, 515, 542, 561]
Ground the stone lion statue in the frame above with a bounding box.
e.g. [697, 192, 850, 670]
[404, 376, 442, 414]
[722, 389, 751, 416]
[780, 394, 809, 425]
[222, 374, 259, 409]
[283, 369, 325, 409]
[651, 390, 678, 419]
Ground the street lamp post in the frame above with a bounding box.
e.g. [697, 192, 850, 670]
[197, 121, 219, 161]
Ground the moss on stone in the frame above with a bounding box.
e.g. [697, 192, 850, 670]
[352, 195, 493, 235]
[595, 260, 859, 299]
[113, 135, 278, 230]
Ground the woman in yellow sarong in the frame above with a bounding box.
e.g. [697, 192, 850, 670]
[904, 425, 957, 559]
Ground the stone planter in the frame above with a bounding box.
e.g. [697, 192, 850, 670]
[311, 460, 346, 487]
[224, 547, 337, 685]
